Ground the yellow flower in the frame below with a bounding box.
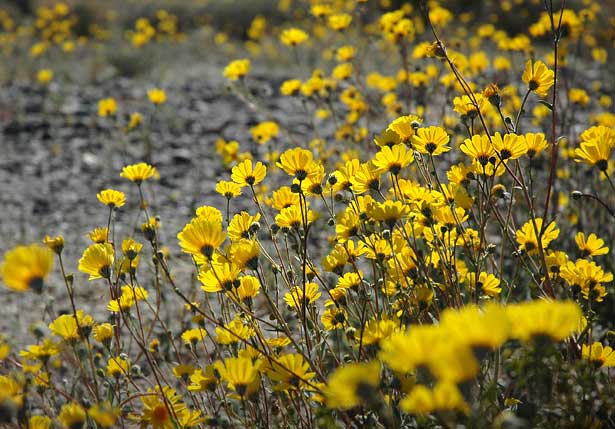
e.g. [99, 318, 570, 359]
[198, 260, 241, 292]
[231, 159, 267, 187]
[387, 115, 422, 142]
[368, 200, 410, 228]
[515, 218, 559, 253]
[582, 342, 615, 368]
[177, 217, 226, 262]
[195, 206, 223, 223]
[251, 121, 279, 145]
[465, 272, 502, 298]
[507, 300, 582, 342]
[228, 211, 261, 241]
[130, 386, 189, 429]
[93, 323, 114, 345]
[574, 139, 612, 172]
[349, 162, 381, 194]
[49, 313, 79, 342]
[522, 59, 554, 98]
[401, 382, 468, 415]
[327, 13, 352, 31]
[78, 243, 115, 280]
[215, 180, 242, 199]
[96, 189, 126, 208]
[1, 244, 54, 292]
[280, 79, 302, 96]
[147, 88, 167, 105]
[128, 112, 143, 130]
[188, 366, 219, 392]
[58, 402, 86, 429]
[575, 232, 609, 257]
[43, 235, 64, 254]
[88, 402, 120, 428]
[216, 315, 255, 344]
[98, 97, 117, 117]
[181, 328, 208, 346]
[0, 336, 9, 360]
[461, 134, 496, 167]
[284, 282, 321, 308]
[267, 353, 315, 390]
[361, 317, 403, 346]
[37, 69, 53, 85]
[122, 237, 143, 260]
[88, 227, 109, 243]
[120, 162, 159, 183]
[29, 416, 53, 429]
[215, 356, 261, 398]
[223, 58, 251, 81]
[321, 307, 347, 330]
[491, 132, 527, 161]
[412, 126, 450, 155]
[277, 147, 316, 181]
[19, 339, 60, 362]
[372, 144, 414, 175]
[280, 28, 309, 46]
[524, 132, 549, 158]
[325, 361, 380, 410]
[106, 356, 130, 378]
[228, 274, 261, 302]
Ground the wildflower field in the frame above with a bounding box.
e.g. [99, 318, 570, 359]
[1, 0, 615, 427]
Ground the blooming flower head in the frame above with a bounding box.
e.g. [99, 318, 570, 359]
[88, 227, 109, 244]
[372, 143, 414, 175]
[582, 342, 615, 368]
[325, 361, 380, 410]
[267, 353, 316, 391]
[98, 97, 117, 117]
[524, 132, 549, 158]
[37, 69, 53, 85]
[277, 147, 315, 181]
[89, 402, 121, 428]
[284, 282, 321, 308]
[460, 134, 496, 167]
[223, 58, 251, 81]
[522, 59, 554, 97]
[251, 121, 279, 145]
[412, 126, 450, 155]
[387, 115, 422, 142]
[147, 88, 166, 105]
[231, 159, 267, 187]
[58, 402, 87, 429]
[215, 180, 242, 199]
[506, 300, 582, 342]
[575, 232, 609, 257]
[177, 217, 226, 262]
[96, 189, 126, 208]
[78, 243, 115, 280]
[107, 356, 130, 378]
[120, 162, 159, 183]
[401, 382, 468, 415]
[1, 244, 54, 292]
[574, 140, 612, 172]
[349, 162, 382, 194]
[130, 386, 191, 429]
[516, 218, 559, 253]
[128, 112, 143, 130]
[215, 356, 261, 398]
[280, 28, 309, 46]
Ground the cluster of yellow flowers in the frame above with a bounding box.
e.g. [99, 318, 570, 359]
[1, 0, 614, 427]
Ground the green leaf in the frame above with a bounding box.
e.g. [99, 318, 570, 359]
[538, 100, 553, 110]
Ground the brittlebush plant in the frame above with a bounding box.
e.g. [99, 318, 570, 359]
[1, 0, 615, 428]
